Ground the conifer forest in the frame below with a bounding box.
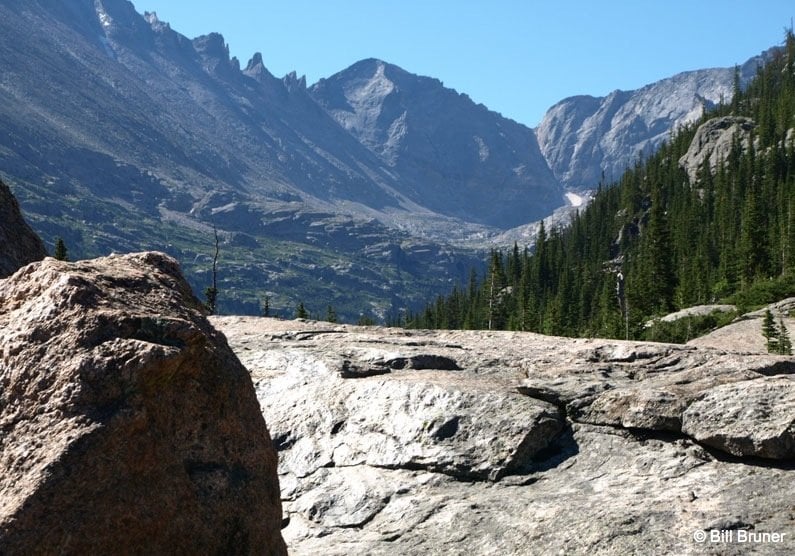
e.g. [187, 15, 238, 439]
[404, 33, 795, 342]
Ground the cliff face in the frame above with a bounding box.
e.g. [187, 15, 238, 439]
[678, 116, 756, 183]
[215, 316, 795, 555]
[0, 252, 286, 555]
[536, 50, 774, 190]
[0, 178, 46, 277]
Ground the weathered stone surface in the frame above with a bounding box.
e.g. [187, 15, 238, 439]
[689, 298, 795, 354]
[223, 321, 562, 482]
[0, 178, 46, 277]
[683, 377, 795, 459]
[679, 116, 756, 184]
[0, 253, 286, 555]
[214, 317, 795, 555]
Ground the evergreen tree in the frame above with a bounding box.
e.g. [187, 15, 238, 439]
[53, 237, 69, 261]
[204, 224, 220, 315]
[326, 305, 338, 323]
[357, 314, 375, 326]
[204, 286, 218, 315]
[405, 32, 795, 342]
[296, 301, 308, 319]
[763, 309, 780, 353]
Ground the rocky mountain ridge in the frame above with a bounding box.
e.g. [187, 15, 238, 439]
[310, 59, 562, 227]
[0, 0, 559, 318]
[0, 0, 782, 319]
[536, 50, 775, 190]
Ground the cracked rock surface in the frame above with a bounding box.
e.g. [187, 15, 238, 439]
[214, 316, 795, 555]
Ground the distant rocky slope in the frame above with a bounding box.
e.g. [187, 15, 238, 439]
[0, 253, 286, 554]
[536, 50, 774, 190]
[0, 0, 558, 317]
[0, 178, 46, 276]
[310, 59, 563, 227]
[215, 316, 795, 555]
[0, 0, 784, 317]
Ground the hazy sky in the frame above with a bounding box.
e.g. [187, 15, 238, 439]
[146, 1, 794, 127]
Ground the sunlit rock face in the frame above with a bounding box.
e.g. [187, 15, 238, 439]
[215, 316, 795, 555]
[536, 48, 775, 191]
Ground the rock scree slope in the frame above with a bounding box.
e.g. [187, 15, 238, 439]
[0, 252, 286, 555]
[214, 316, 795, 556]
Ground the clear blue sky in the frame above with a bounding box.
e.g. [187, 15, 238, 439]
[144, 0, 794, 127]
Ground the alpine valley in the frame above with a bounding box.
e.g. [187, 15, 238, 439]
[0, 0, 775, 319]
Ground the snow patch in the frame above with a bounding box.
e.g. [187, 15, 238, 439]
[95, 1, 113, 29]
[565, 192, 584, 207]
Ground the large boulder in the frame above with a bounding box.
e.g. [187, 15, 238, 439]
[0, 253, 286, 555]
[678, 116, 756, 184]
[0, 178, 46, 277]
[214, 317, 795, 555]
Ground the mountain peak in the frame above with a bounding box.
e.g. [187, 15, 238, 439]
[243, 52, 277, 83]
[310, 57, 562, 228]
[192, 32, 228, 58]
[143, 10, 170, 33]
[246, 52, 264, 71]
[283, 71, 307, 91]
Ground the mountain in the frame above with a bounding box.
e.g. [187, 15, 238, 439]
[1, 0, 784, 321]
[0, 0, 567, 319]
[0, 0, 559, 318]
[536, 49, 776, 190]
[416, 35, 795, 340]
[309, 59, 562, 228]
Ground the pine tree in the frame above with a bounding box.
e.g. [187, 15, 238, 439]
[326, 305, 338, 323]
[763, 309, 780, 353]
[204, 224, 220, 315]
[405, 35, 795, 340]
[204, 286, 218, 315]
[53, 237, 69, 261]
[296, 301, 308, 319]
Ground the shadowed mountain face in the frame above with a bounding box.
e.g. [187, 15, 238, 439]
[0, 179, 47, 277]
[0, 0, 563, 317]
[310, 59, 563, 227]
